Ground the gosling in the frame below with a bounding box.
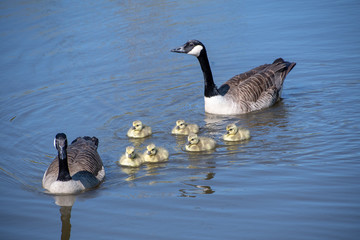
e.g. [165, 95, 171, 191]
[185, 133, 216, 152]
[223, 123, 251, 141]
[171, 120, 199, 135]
[127, 120, 152, 138]
[118, 146, 144, 167]
[143, 143, 169, 163]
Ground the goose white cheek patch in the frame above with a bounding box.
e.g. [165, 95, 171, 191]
[187, 45, 203, 57]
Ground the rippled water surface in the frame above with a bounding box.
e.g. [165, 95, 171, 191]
[1, 1, 360, 239]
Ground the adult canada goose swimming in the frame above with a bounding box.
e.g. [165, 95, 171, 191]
[171, 40, 296, 115]
[185, 133, 216, 152]
[118, 146, 144, 167]
[143, 143, 169, 163]
[127, 120, 152, 138]
[171, 119, 199, 135]
[223, 123, 251, 141]
[42, 133, 105, 194]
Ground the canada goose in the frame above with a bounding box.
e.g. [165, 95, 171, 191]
[42, 133, 105, 194]
[118, 146, 144, 167]
[185, 133, 216, 152]
[223, 123, 251, 141]
[171, 40, 296, 115]
[127, 120, 152, 138]
[171, 120, 199, 135]
[143, 143, 169, 163]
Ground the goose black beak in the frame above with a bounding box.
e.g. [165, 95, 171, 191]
[171, 45, 186, 53]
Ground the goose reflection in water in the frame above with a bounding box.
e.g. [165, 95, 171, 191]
[179, 172, 215, 197]
[54, 195, 76, 240]
[179, 183, 215, 197]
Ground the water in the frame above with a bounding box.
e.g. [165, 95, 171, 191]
[1, 0, 360, 239]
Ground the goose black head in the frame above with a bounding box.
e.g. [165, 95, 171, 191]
[54, 133, 68, 159]
[171, 39, 205, 57]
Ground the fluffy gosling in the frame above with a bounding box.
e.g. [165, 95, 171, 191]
[171, 120, 199, 135]
[118, 146, 144, 167]
[185, 133, 216, 152]
[143, 143, 169, 163]
[223, 123, 250, 141]
[127, 120, 152, 138]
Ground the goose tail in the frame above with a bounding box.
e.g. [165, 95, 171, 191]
[273, 58, 296, 79]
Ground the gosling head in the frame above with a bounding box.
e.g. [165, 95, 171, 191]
[146, 143, 157, 156]
[54, 133, 68, 159]
[125, 146, 136, 159]
[226, 123, 238, 135]
[132, 120, 143, 131]
[171, 39, 206, 58]
[176, 120, 187, 130]
[187, 133, 200, 146]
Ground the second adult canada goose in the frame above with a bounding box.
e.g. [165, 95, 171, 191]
[127, 120, 152, 138]
[223, 123, 251, 141]
[42, 133, 105, 194]
[171, 120, 199, 135]
[171, 40, 296, 115]
[185, 133, 216, 152]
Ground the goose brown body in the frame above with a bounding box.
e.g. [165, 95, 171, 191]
[171, 40, 296, 115]
[42, 136, 105, 194]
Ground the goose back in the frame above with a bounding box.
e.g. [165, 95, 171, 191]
[205, 58, 296, 114]
[223, 58, 295, 102]
[42, 136, 105, 191]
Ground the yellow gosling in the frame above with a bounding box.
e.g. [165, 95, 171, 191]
[118, 146, 144, 167]
[185, 133, 216, 152]
[143, 143, 169, 163]
[127, 120, 152, 138]
[171, 120, 199, 135]
[223, 123, 250, 141]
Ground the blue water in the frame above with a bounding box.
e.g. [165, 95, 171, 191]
[1, 0, 360, 239]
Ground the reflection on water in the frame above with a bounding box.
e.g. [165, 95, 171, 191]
[180, 183, 215, 197]
[54, 195, 76, 240]
[59, 206, 72, 240]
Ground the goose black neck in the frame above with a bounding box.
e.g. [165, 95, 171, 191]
[197, 51, 219, 97]
[57, 149, 72, 181]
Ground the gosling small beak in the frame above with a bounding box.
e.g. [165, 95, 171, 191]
[176, 126, 180, 130]
[132, 126, 136, 130]
[171, 45, 186, 53]
[147, 151, 151, 155]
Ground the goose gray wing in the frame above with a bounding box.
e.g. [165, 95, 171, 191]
[67, 137, 104, 178]
[225, 63, 270, 85]
[223, 58, 296, 103]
